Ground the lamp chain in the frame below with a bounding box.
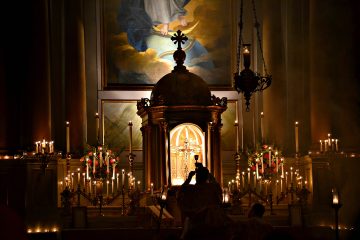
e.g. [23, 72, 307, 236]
[251, 0, 269, 76]
[236, 0, 244, 75]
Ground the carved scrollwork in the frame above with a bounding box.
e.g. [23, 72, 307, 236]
[211, 95, 228, 107]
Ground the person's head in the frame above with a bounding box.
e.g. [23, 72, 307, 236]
[195, 166, 209, 184]
[248, 203, 265, 218]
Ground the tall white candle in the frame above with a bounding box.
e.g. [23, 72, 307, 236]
[35, 142, 39, 153]
[116, 173, 119, 191]
[95, 113, 100, 142]
[268, 147, 272, 166]
[106, 180, 109, 197]
[112, 163, 115, 180]
[128, 121, 133, 154]
[93, 149, 96, 174]
[235, 120, 239, 152]
[122, 169, 125, 189]
[66, 121, 70, 153]
[86, 158, 89, 179]
[281, 159, 284, 177]
[106, 152, 109, 175]
[247, 168, 250, 186]
[280, 177, 283, 192]
[260, 112, 264, 143]
[261, 155, 264, 174]
[295, 121, 299, 153]
[241, 172, 245, 189]
[256, 160, 259, 179]
[151, 182, 154, 195]
[320, 140, 323, 152]
[335, 139, 339, 152]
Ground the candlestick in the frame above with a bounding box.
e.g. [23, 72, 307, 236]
[83, 173, 86, 187]
[235, 120, 239, 152]
[66, 121, 70, 153]
[128, 121, 133, 154]
[260, 112, 264, 143]
[99, 147, 103, 168]
[295, 121, 299, 153]
[112, 163, 115, 180]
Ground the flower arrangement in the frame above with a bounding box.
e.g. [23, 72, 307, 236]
[247, 145, 284, 180]
[80, 144, 122, 180]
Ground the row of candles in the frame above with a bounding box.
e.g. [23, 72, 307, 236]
[227, 166, 308, 197]
[35, 138, 54, 154]
[59, 168, 141, 197]
[319, 133, 339, 152]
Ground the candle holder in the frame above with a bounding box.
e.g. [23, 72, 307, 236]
[332, 190, 342, 240]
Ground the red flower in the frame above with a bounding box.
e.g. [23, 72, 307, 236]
[80, 157, 84, 162]
[262, 145, 268, 149]
[95, 160, 99, 166]
[251, 165, 256, 171]
[87, 159, 92, 164]
[263, 153, 269, 159]
[88, 151, 93, 156]
[110, 159, 116, 164]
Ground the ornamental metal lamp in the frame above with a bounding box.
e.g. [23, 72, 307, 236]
[234, 0, 272, 111]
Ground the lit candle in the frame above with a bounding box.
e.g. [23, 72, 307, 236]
[137, 181, 141, 190]
[94, 181, 97, 196]
[116, 173, 119, 191]
[261, 155, 264, 174]
[275, 152, 278, 173]
[281, 158, 284, 177]
[320, 140, 323, 152]
[66, 121, 70, 153]
[99, 147, 103, 168]
[77, 168, 80, 185]
[335, 139, 339, 152]
[324, 140, 328, 152]
[95, 113, 100, 142]
[285, 172, 288, 187]
[112, 179, 114, 194]
[328, 133, 331, 147]
[280, 177, 283, 192]
[86, 158, 89, 179]
[83, 173, 86, 186]
[260, 112, 264, 143]
[247, 168, 250, 186]
[41, 138, 46, 154]
[122, 169, 125, 189]
[290, 167, 293, 183]
[331, 139, 335, 151]
[35, 141, 39, 153]
[241, 172, 245, 189]
[89, 178, 92, 194]
[276, 180, 279, 198]
[93, 149, 96, 174]
[128, 121, 133, 154]
[243, 44, 251, 68]
[112, 163, 115, 180]
[151, 182, 154, 195]
[235, 120, 239, 152]
[256, 160, 259, 179]
[333, 192, 339, 204]
[295, 121, 299, 153]
[106, 180, 109, 197]
[106, 152, 109, 175]
[269, 147, 272, 166]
